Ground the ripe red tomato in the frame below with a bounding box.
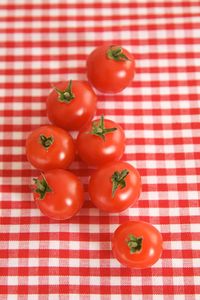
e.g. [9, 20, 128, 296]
[88, 161, 141, 212]
[112, 221, 163, 268]
[87, 44, 135, 93]
[76, 115, 125, 166]
[26, 125, 75, 171]
[47, 80, 97, 130]
[33, 169, 84, 220]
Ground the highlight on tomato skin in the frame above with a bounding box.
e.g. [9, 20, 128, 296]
[87, 44, 135, 93]
[112, 221, 163, 268]
[88, 161, 141, 213]
[32, 169, 84, 221]
[47, 80, 97, 131]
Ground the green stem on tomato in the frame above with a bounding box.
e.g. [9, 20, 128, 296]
[111, 169, 129, 197]
[107, 45, 130, 62]
[53, 80, 75, 103]
[39, 135, 54, 149]
[33, 174, 52, 200]
[127, 234, 143, 254]
[88, 115, 117, 141]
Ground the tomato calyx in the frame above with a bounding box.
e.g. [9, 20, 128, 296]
[111, 169, 129, 197]
[39, 135, 54, 149]
[89, 115, 117, 141]
[53, 80, 75, 103]
[33, 174, 52, 200]
[126, 234, 143, 254]
[107, 45, 130, 62]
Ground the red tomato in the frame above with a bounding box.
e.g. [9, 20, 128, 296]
[87, 45, 135, 93]
[47, 80, 97, 130]
[112, 221, 163, 268]
[88, 161, 141, 212]
[33, 169, 84, 220]
[76, 115, 125, 166]
[26, 125, 75, 171]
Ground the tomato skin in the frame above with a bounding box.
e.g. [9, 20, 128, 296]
[76, 118, 125, 167]
[88, 161, 141, 213]
[47, 80, 97, 130]
[33, 169, 84, 220]
[87, 45, 135, 93]
[112, 221, 163, 268]
[26, 125, 75, 171]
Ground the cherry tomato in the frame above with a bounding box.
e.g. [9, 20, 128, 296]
[87, 44, 135, 93]
[26, 125, 75, 171]
[47, 80, 97, 130]
[76, 115, 125, 166]
[33, 169, 84, 220]
[88, 161, 141, 212]
[112, 221, 163, 268]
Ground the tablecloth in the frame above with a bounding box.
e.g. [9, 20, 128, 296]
[0, 1, 200, 299]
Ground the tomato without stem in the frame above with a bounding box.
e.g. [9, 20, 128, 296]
[26, 125, 75, 171]
[47, 80, 97, 130]
[33, 169, 84, 220]
[88, 161, 141, 213]
[87, 45, 135, 93]
[112, 221, 163, 268]
[76, 115, 125, 167]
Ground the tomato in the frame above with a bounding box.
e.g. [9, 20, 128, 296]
[47, 80, 97, 130]
[88, 161, 141, 212]
[33, 169, 84, 220]
[87, 44, 135, 93]
[76, 115, 125, 166]
[112, 221, 163, 268]
[26, 125, 75, 171]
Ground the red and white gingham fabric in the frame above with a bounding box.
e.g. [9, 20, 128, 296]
[0, 1, 200, 299]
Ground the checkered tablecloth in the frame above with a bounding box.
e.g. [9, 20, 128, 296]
[0, 1, 200, 299]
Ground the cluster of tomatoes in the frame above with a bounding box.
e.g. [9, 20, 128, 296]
[25, 45, 163, 268]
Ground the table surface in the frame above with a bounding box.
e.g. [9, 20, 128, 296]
[0, 1, 200, 299]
